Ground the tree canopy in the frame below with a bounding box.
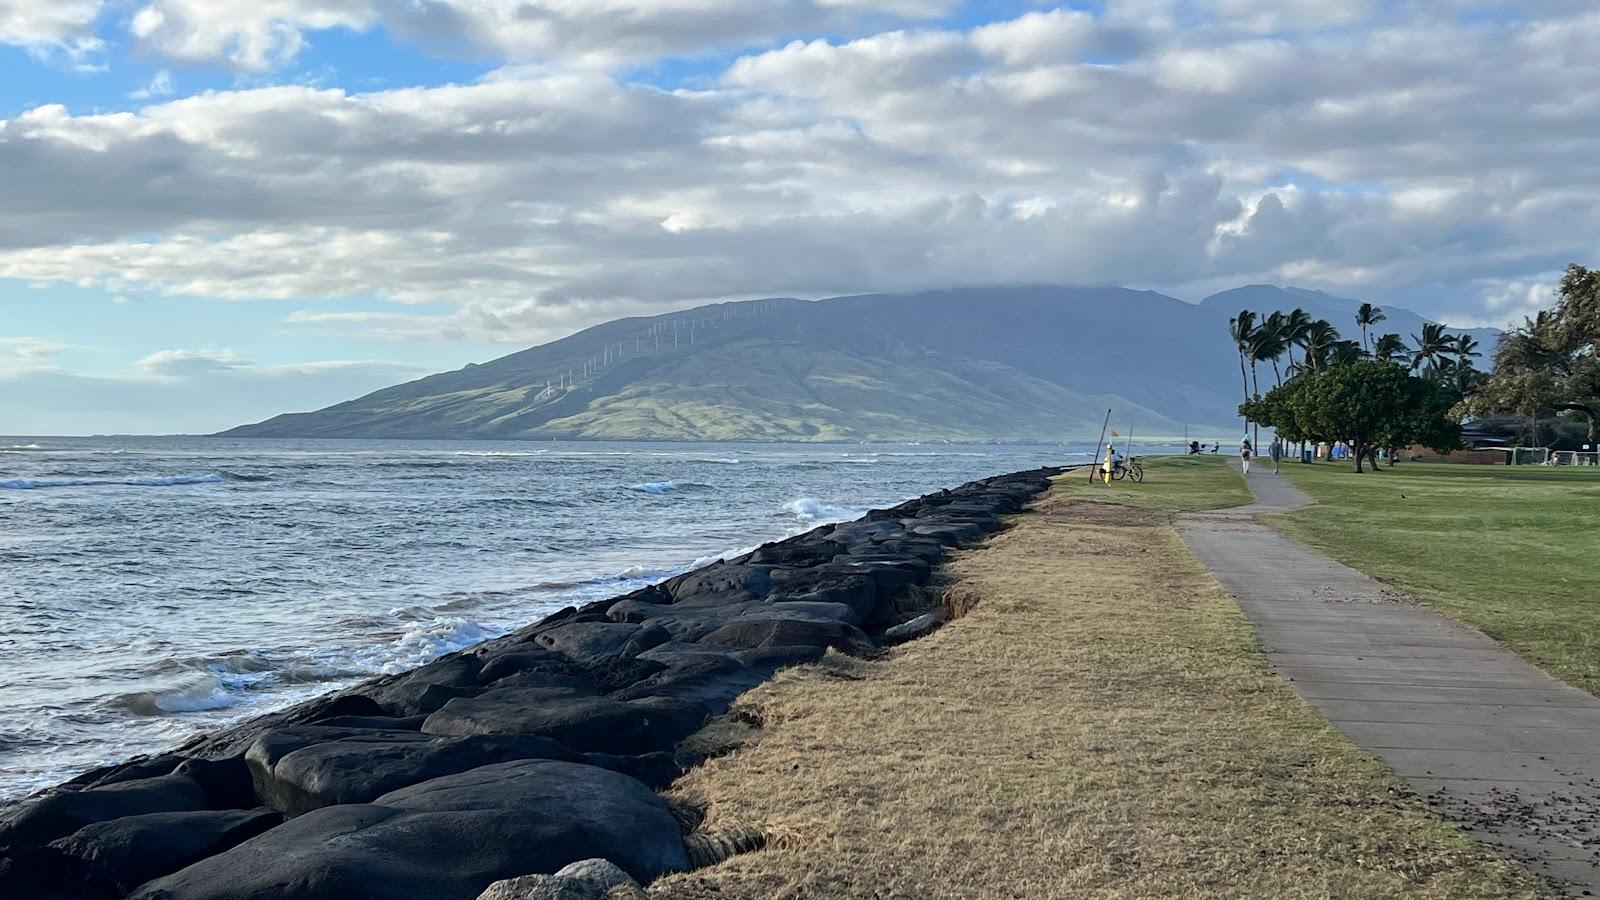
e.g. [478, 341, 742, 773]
[1241, 361, 1462, 472]
[1466, 263, 1600, 443]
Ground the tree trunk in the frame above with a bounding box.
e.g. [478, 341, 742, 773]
[1272, 359, 1282, 387]
[1352, 440, 1367, 473]
[1237, 352, 1250, 429]
[1250, 363, 1260, 448]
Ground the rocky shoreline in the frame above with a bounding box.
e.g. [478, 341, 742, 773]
[0, 466, 1064, 900]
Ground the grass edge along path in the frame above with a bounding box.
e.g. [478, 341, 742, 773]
[647, 458, 1548, 899]
[1268, 462, 1600, 697]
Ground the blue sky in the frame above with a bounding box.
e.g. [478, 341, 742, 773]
[1, 0, 1595, 433]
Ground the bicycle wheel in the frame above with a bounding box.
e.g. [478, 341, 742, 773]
[1128, 464, 1144, 483]
[1110, 465, 1126, 481]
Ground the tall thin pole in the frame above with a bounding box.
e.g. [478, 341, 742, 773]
[1090, 409, 1112, 482]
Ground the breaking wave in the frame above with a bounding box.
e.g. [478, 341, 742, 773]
[1, 472, 269, 490]
[110, 676, 236, 716]
[629, 481, 713, 495]
[783, 497, 871, 524]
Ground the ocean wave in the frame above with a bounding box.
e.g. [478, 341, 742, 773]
[687, 543, 764, 569]
[385, 616, 495, 672]
[110, 676, 236, 716]
[0, 473, 233, 490]
[452, 450, 549, 458]
[628, 480, 712, 495]
[783, 497, 871, 524]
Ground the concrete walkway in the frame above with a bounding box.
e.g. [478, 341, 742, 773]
[1176, 462, 1600, 896]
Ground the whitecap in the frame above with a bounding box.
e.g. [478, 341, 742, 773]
[0, 473, 227, 490]
[783, 497, 870, 524]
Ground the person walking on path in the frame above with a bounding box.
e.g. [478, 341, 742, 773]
[1240, 437, 1253, 475]
[1268, 437, 1283, 474]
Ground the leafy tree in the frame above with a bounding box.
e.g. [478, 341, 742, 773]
[1355, 302, 1386, 352]
[1241, 361, 1462, 472]
[1467, 264, 1600, 444]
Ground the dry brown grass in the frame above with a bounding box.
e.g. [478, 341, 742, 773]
[649, 487, 1549, 900]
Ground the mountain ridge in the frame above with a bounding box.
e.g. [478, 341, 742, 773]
[221, 285, 1495, 442]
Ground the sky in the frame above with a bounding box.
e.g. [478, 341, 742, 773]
[1, 0, 1596, 435]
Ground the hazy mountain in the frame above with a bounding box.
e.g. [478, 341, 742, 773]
[222, 286, 1496, 442]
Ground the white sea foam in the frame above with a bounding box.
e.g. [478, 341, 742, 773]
[384, 616, 495, 672]
[628, 480, 713, 494]
[783, 497, 870, 524]
[688, 542, 764, 569]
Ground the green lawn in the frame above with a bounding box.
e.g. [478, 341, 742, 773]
[1054, 454, 1252, 513]
[1272, 461, 1600, 695]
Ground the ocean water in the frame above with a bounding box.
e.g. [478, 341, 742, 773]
[0, 436, 1149, 801]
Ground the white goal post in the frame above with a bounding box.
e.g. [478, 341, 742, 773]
[1551, 451, 1600, 466]
[1511, 447, 1551, 466]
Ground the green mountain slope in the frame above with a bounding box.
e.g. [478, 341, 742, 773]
[221, 285, 1491, 442]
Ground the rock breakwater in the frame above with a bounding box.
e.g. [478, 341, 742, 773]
[0, 467, 1064, 900]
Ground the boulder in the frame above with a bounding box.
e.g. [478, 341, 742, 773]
[308, 714, 428, 731]
[907, 521, 987, 544]
[662, 563, 776, 606]
[422, 687, 708, 755]
[0, 844, 121, 900]
[580, 751, 681, 790]
[883, 613, 941, 645]
[700, 618, 871, 654]
[535, 622, 656, 664]
[765, 570, 878, 620]
[50, 807, 281, 890]
[128, 760, 688, 900]
[739, 600, 862, 626]
[255, 732, 581, 815]
[476, 858, 643, 900]
[173, 756, 256, 811]
[474, 648, 591, 686]
[0, 774, 208, 848]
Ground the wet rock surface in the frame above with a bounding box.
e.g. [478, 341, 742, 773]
[0, 467, 1061, 899]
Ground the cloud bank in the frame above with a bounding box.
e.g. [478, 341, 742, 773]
[1, 1, 1596, 352]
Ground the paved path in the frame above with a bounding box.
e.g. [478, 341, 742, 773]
[1176, 462, 1600, 896]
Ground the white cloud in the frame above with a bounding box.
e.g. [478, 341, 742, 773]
[0, 0, 103, 55]
[129, 69, 176, 100]
[123, 0, 959, 71]
[0, 3, 1595, 339]
[0, 337, 70, 370]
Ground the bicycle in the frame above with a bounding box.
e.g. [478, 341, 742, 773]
[1110, 456, 1144, 482]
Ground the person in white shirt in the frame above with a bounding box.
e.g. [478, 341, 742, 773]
[1240, 437, 1253, 475]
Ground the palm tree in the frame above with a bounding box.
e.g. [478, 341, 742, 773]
[1329, 340, 1365, 367]
[1410, 322, 1453, 375]
[1254, 311, 1289, 387]
[1229, 310, 1256, 429]
[1283, 308, 1313, 373]
[1355, 303, 1386, 353]
[1372, 332, 1408, 363]
[1301, 320, 1341, 371]
[1453, 334, 1483, 395]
